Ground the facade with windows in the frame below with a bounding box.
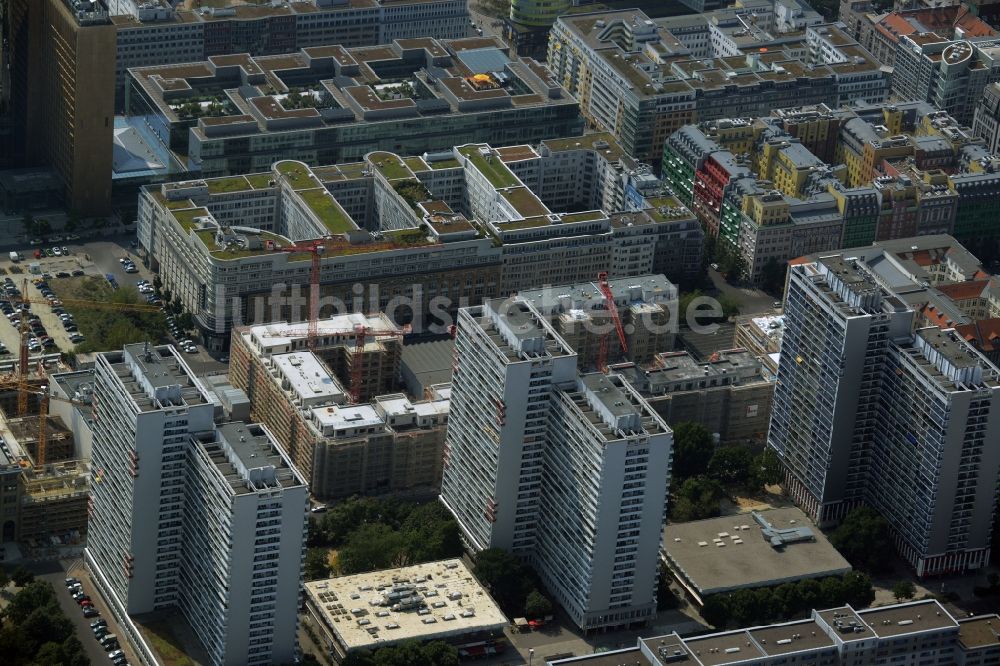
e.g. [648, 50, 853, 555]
[138, 135, 700, 348]
[440, 299, 672, 630]
[85, 343, 307, 666]
[770, 253, 1000, 576]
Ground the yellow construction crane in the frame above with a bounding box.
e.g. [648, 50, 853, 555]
[1, 278, 163, 464]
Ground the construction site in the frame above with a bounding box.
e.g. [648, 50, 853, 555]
[0, 278, 161, 547]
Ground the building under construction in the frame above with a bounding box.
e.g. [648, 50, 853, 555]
[516, 274, 679, 369]
[0, 368, 92, 544]
[229, 314, 448, 498]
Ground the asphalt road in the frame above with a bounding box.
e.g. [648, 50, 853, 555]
[707, 267, 779, 316]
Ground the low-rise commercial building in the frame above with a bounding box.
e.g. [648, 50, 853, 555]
[139, 134, 700, 348]
[662, 508, 852, 605]
[304, 558, 508, 662]
[548, 601, 1000, 666]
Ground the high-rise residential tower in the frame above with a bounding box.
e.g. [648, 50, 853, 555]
[440, 299, 673, 630]
[86, 343, 308, 666]
[770, 254, 1000, 576]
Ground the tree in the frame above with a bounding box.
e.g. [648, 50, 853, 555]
[65, 211, 79, 233]
[524, 589, 553, 619]
[671, 422, 715, 481]
[829, 508, 894, 574]
[21, 213, 35, 238]
[472, 548, 533, 615]
[753, 447, 784, 488]
[177, 312, 195, 333]
[761, 257, 787, 295]
[337, 523, 408, 574]
[10, 567, 33, 588]
[4, 580, 53, 624]
[892, 580, 916, 602]
[701, 594, 730, 628]
[671, 476, 724, 522]
[0, 568, 9, 590]
[35, 218, 52, 237]
[707, 446, 754, 489]
[304, 548, 330, 581]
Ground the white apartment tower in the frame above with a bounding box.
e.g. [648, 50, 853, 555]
[86, 343, 308, 666]
[440, 299, 672, 630]
[770, 256, 1000, 576]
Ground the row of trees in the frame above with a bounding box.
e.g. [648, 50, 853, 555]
[0, 573, 90, 666]
[828, 507, 895, 574]
[701, 572, 875, 629]
[306, 497, 463, 578]
[669, 423, 783, 522]
[341, 640, 459, 666]
[472, 549, 553, 620]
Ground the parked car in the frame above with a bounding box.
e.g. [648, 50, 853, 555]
[51, 247, 61, 257]
[90, 619, 107, 629]
[61, 247, 69, 255]
[64, 577, 80, 587]
[72, 269, 85, 276]
[83, 607, 100, 618]
[55, 271, 70, 278]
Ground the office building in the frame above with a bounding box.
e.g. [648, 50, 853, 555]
[855, 4, 996, 69]
[304, 559, 508, 662]
[85, 343, 308, 666]
[0, 0, 469, 215]
[440, 298, 672, 631]
[228, 316, 451, 499]
[124, 37, 583, 179]
[892, 34, 1000, 125]
[547, 10, 887, 164]
[973, 82, 1000, 155]
[770, 250, 1000, 576]
[138, 134, 700, 348]
[547, 600, 1000, 666]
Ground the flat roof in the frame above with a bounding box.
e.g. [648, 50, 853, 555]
[311, 404, 384, 431]
[662, 508, 852, 598]
[249, 313, 400, 351]
[958, 615, 1000, 650]
[857, 600, 958, 638]
[272, 352, 346, 404]
[305, 559, 507, 652]
[749, 619, 835, 655]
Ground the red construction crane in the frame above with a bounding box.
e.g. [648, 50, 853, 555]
[268, 241, 326, 348]
[596, 271, 628, 371]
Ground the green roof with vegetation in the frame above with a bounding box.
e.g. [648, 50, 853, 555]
[560, 210, 606, 223]
[297, 188, 356, 234]
[497, 215, 551, 231]
[646, 196, 692, 222]
[165, 198, 195, 210]
[369, 152, 413, 180]
[275, 160, 314, 186]
[246, 173, 276, 189]
[428, 158, 461, 170]
[501, 187, 549, 217]
[393, 180, 432, 212]
[338, 162, 370, 179]
[206, 176, 252, 194]
[172, 207, 211, 232]
[459, 145, 519, 188]
[384, 228, 433, 247]
[403, 156, 429, 172]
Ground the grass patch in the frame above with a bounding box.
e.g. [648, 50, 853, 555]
[246, 172, 275, 189]
[275, 160, 313, 185]
[428, 157, 461, 170]
[138, 620, 196, 666]
[52, 277, 166, 353]
[369, 152, 412, 180]
[403, 156, 429, 172]
[384, 228, 432, 247]
[165, 199, 194, 210]
[392, 180, 432, 212]
[459, 145, 519, 188]
[172, 207, 210, 232]
[501, 187, 548, 217]
[206, 176, 250, 194]
[560, 210, 605, 223]
[297, 188, 356, 234]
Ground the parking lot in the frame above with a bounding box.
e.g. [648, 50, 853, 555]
[41, 563, 139, 666]
[1, 236, 226, 369]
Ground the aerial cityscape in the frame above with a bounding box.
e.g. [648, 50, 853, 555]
[2, 0, 1000, 664]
